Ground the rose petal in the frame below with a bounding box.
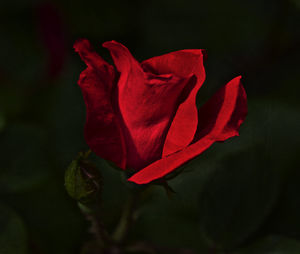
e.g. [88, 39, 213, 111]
[103, 41, 195, 170]
[142, 50, 206, 156]
[74, 39, 115, 87]
[194, 76, 247, 142]
[74, 39, 126, 168]
[128, 76, 247, 184]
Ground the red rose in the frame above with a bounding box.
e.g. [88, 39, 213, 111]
[74, 39, 247, 184]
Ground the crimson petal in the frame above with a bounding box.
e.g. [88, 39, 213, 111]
[103, 41, 195, 170]
[74, 39, 126, 168]
[142, 49, 206, 156]
[128, 76, 247, 184]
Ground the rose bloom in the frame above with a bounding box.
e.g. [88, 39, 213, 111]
[74, 39, 247, 184]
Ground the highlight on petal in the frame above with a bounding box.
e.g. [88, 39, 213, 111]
[103, 41, 196, 170]
[142, 50, 206, 156]
[75, 39, 126, 168]
[128, 76, 247, 184]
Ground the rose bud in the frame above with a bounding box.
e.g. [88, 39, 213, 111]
[74, 39, 247, 185]
[65, 152, 102, 204]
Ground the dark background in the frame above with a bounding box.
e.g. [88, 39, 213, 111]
[0, 0, 299, 253]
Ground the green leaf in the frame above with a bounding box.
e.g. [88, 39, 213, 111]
[198, 148, 280, 250]
[0, 202, 28, 254]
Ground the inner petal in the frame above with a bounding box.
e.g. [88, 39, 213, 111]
[103, 41, 195, 170]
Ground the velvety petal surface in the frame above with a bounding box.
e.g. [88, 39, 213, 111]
[142, 50, 206, 156]
[103, 41, 195, 170]
[74, 39, 126, 168]
[128, 76, 247, 184]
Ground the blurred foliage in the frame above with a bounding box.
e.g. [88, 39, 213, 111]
[0, 0, 299, 253]
[0, 203, 28, 254]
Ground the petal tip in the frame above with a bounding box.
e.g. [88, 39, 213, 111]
[127, 175, 147, 185]
[127, 177, 135, 183]
[233, 75, 242, 82]
[102, 40, 120, 49]
[74, 38, 91, 52]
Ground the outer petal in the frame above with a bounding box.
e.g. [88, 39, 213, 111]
[142, 50, 206, 157]
[74, 39, 126, 168]
[128, 76, 247, 184]
[194, 76, 247, 142]
[103, 41, 195, 170]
